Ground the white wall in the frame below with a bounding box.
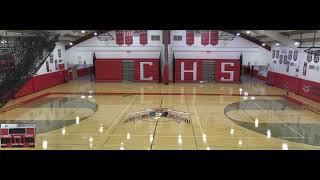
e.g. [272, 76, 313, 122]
[65, 30, 272, 81]
[271, 46, 320, 83]
[65, 30, 163, 65]
[170, 30, 271, 65]
[36, 43, 66, 75]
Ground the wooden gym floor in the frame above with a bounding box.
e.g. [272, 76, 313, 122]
[2, 76, 320, 150]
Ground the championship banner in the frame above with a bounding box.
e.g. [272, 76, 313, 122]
[116, 30, 124, 45]
[186, 30, 194, 46]
[201, 30, 209, 46]
[272, 50, 275, 59]
[303, 62, 307, 75]
[288, 50, 293, 60]
[307, 53, 312, 62]
[125, 31, 133, 46]
[140, 30, 148, 46]
[293, 50, 298, 61]
[210, 30, 218, 46]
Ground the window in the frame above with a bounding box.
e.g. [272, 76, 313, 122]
[151, 35, 160, 41]
[173, 35, 182, 41]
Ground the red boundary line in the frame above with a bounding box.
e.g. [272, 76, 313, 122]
[0, 93, 51, 113]
[49, 92, 283, 96]
[2, 92, 315, 114]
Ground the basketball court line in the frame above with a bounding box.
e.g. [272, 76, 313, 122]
[4, 91, 320, 125]
[184, 95, 199, 149]
[102, 95, 137, 147]
[249, 101, 304, 137]
[149, 96, 163, 150]
[0, 92, 286, 113]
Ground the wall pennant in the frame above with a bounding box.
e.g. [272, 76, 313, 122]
[307, 53, 312, 62]
[272, 50, 275, 59]
[293, 50, 298, 61]
[116, 30, 124, 45]
[288, 50, 293, 60]
[125, 30, 133, 46]
[186, 30, 194, 46]
[314, 55, 319, 63]
[210, 30, 219, 46]
[140, 30, 148, 46]
[303, 62, 307, 76]
[201, 30, 209, 46]
[279, 55, 283, 64]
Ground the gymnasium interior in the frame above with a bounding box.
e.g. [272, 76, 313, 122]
[1, 30, 320, 150]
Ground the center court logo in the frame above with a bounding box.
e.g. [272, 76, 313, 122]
[123, 108, 191, 124]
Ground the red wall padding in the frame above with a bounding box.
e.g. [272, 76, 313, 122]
[33, 70, 67, 92]
[14, 79, 34, 98]
[298, 78, 320, 102]
[215, 60, 240, 83]
[267, 72, 300, 93]
[95, 60, 122, 82]
[267, 71, 320, 102]
[252, 69, 268, 81]
[14, 70, 68, 98]
[58, 64, 65, 70]
[175, 60, 203, 82]
[134, 60, 159, 82]
[77, 67, 91, 77]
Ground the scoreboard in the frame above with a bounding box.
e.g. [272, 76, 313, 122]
[1, 124, 36, 148]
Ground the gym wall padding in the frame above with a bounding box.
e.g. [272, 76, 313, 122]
[175, 60, 203, 82]
[174, 59, 240, 83]
[95, 60, 123, 82]
[14, 70, 68, 98]
[134, 59, 159, 82]
[215, 59, 240, 83]
[266, 71, 320, 102]
[77, 67, 91, 77]
[95, 59, 160, 82]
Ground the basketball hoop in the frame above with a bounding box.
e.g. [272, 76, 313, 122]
[97, 32, 114, 41]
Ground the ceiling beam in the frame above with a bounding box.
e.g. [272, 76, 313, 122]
[65, 30, 110, 50]
[224, 30, 271, 51]
[254, 30, 299, 49]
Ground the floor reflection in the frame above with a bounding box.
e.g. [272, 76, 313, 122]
[225, 99, 320, 146]
[0, 97, 98, 134]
